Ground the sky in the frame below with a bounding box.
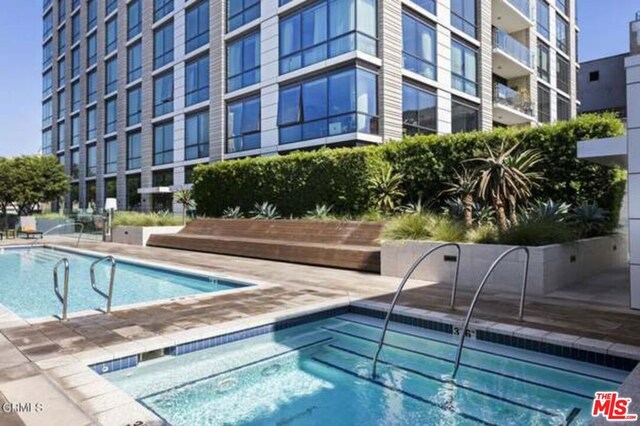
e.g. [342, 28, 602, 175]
[0, 0, 638, 157]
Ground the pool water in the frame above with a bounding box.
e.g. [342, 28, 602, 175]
[0, 247, 246, 318]
[106, 313, 628, 425]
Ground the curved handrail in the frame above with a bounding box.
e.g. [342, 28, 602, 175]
[28, 222, 85, 249]
[90, 255, 116, 313]
[53, 258, 70, 320]
[372, 243, 461, 377]
[451, 246, 530, 379]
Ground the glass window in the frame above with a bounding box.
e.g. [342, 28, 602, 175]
[43, 11, 53, 39]
[72, 0, 79, 10]
[411, 0, 435, 14]
[556, 0, 568, 16]
[186, 55, 210, 105]
[58, 59, 66, 87]
[86, 71, 97, 103]
[278, 67, 378, 144]
[43, 100, 53, 127]
[228, 0, 260, 32]
[154, 0, 174, 21]
[154, 22, 174, 69]
[71, 81, 81, 112]
[71, 149, 80, 179]
[106, 0, 118, 15]
[126, 174, 141, 210]
[227, 32, 260, 92]
[186, 1, 209, 52]
[86, 107, 97, 140]
[537, 85, 550, 122]
[185, 111, 210, 160]
[127, 131, 141, 169]
[71, 47, 80, 77]
[57, 26, 66, 57]
[227, 96, 261, 153]
[537, 41, 550, 82]
[105, 177, 117, 198]
[58, 0, 66, 23]
[556, 55, 569, 93]
[279, 0, 377, 75]
[557, 94, 570, 121]
[128, 42, 142, 82]
[402, 83, 438, 135]
[71, 13, 80, 44]
[43, 40, 53, 69]
[105, 97, 118, 134]
[184, 165, 196, 184]
[106, 18, 118, 54]
[58, 122, 66, 149]
[87, 33, 97, 67]
[87, 0, 97, 30]
[43, 70, 53, 98]
[106, 56, 118, 93]
[86, 144, 97, 177]
[452, 98, 479, 133]
[58, 90, 66, 119]
[537, 0, 549, 39]
[153, 121, 174, 165]
[451, 0, 476, 38]
[154, 72, 174, 117]
[104, 139, 118, 173]
[556, 14, 569, 54]
[152, 171, 174, 211]
[451, 40, 477, 96]
[128, 0, 142, 40]
[71, 115, 80, 146]
[402, 13, 436, 80]
[152, 169, 173, 186]
[127, 86, 142, 126]
[42, 130, 53, 155]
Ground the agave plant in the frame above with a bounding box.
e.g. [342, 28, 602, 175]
[441, 167, 478, 228]
[251, 202, 280, 219]
[305, 204, 333, 220]
[526, 199, 571, 222]
[368, 164, 405, 214]
[474, 204, 496, 226]
[222, 206, 243, 219]
[173, 189, 196, 225]
[401, 196, 428, 215]
[443, 197, 465, 219]
[573, 201, 609, 238]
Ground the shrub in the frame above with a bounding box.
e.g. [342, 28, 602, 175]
[430, 217, 467, 242]
[112, 211, 183, 227]
[382, 214, 434, 240]
[466, 224, 498, 244]
[497, 220, 577, 246]
[35, 213, 68, 220]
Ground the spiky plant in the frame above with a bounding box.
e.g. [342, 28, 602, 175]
[173, 189, 196, 225]
[368, 164, 405, 214]
[305, 204, 333, 220]
[401, 196, 428, 215]
[573, 201, 609, 238]
[503, 147, 543, 224]
[250, 202, 280, 220]
[441, 167, 478, 228]
[222, 206, 243, 219]
[526, 199, 571, 222]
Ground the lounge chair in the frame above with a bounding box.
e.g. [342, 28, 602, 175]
[18, 216, 43, 239]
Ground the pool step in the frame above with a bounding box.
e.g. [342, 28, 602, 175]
[312, 344, 572, 426]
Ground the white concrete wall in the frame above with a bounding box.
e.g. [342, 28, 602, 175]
[626, 55, 640, 309]
[112, 225, 184, 246]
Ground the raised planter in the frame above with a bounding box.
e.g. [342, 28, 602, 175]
[112, 226, 184, 246]
[381, 234, 628, 296]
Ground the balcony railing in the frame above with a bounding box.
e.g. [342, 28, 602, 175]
[493, 83, 533, 116]
[506, 0, 530, 19]
[492, 28, 532, 68]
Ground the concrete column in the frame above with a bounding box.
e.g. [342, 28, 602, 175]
[626, 54, 640, 309]
[209, 0, 226, 162]
[378, 0, 403, 141]
[139, 0, 154, 211]
[478, 0, 492, 131]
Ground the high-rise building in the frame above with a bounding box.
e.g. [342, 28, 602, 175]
[42, 0, 578, 212]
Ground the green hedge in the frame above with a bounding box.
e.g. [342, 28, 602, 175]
[193, 114, 625, 222]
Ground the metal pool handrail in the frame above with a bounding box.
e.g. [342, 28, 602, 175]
[451, 246, 530, 379]
[90, 255, 117, 314]
[53, 258, 70, 320]
[372, 243, 461, 378]
[28, 222, 85, 249]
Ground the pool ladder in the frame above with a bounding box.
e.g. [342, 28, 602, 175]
[371, 244, 530, 380]
[52, 255, 117, 320]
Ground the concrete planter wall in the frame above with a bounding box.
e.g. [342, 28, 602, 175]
[381, 234, 628, 296]
[112, 226, 184, 246]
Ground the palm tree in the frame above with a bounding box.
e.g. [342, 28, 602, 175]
[472, 141, 541, 231]
[173, 189, 196, 225]
[368, 164, 405, 214]
[441, 167, 478, 228]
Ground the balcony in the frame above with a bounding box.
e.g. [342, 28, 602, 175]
[492, 28, 533, 79]
[493, 83, 534, 125]
[492, 0, 532, 33]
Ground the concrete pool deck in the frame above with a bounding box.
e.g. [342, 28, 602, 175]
[1, 237, 640, 424]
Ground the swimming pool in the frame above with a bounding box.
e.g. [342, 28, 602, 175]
[0, 247, 248, 319]
[105, 311, 630, 425]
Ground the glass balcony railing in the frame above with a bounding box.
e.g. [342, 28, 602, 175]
[492, 27, 532, 68]
[506, 0, 530, 19]
[493, 83, 533, 116]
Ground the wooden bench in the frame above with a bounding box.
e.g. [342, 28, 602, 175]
[147, 219, 383, 272]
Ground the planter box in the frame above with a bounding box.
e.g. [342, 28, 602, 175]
[381, 235, 628, 296]
[112, 226, 184, 246]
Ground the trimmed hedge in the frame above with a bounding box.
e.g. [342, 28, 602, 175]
[193, 114, 625, 223]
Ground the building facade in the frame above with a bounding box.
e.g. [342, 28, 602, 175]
[41, 0, 579, 212]
[578, 53, 628, 119]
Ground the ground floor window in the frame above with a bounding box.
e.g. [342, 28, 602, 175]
[104, 177, 117, 199]
[126, 174, 141, 211]
[451, 98, 479, 133]
[402, 82, 437, 136]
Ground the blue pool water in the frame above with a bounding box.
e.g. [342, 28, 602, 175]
[106, 313, 629, 425]
[0, 247, 246, 318]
